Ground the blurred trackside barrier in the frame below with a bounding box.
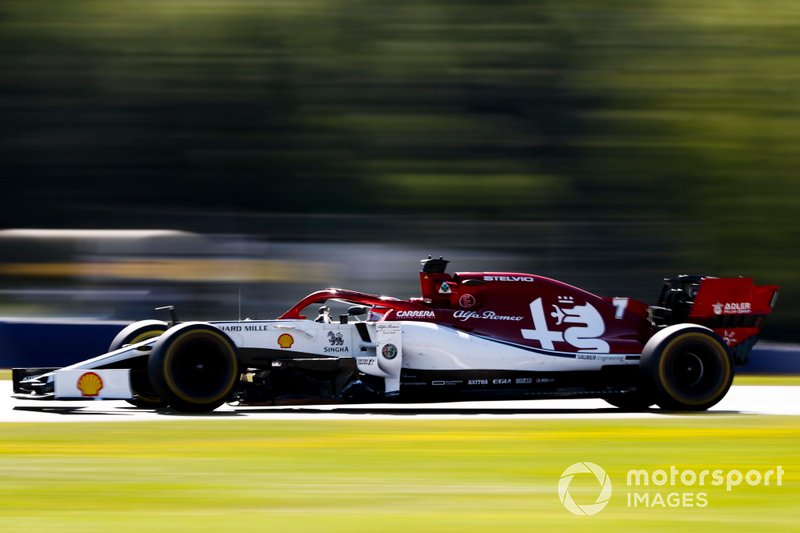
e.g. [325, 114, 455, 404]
[743, 343, 800, 374]
[0, 320, 126, 368]
[1, 227, 793, 341]
[0, 319, 797, 373]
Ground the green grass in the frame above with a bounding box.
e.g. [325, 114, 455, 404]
[0, 418, 797, 532]
[734, 375, 800, 386]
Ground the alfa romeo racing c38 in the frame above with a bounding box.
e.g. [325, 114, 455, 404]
[13, 257, 778, 412]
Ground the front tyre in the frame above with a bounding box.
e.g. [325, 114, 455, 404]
[148, 323, 240, 413]
[109, 320, 169, 409]
[109, 320, 169, 351]
[641, 324, 733, 411]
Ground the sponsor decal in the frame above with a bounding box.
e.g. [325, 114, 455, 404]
[713, 302, 752, 315]
[395, 310, 435, 319]
[576, 353, 624, 362]
[515, 377, 533, 384]
[521, 297, 610, 353]
[432, 380, 462, 386]
[277, 333, 294, 349]
[76, 372, 104, 397]
[324, 331, 349, 353]
[723, 330, 736, 346]
[439, 282, 452, 294]
[468, 379, 489, 385]
[453, 310, 524, 322]
[459, 293, 477, 308]
[357, 357, 376, 366]
[382, 343, 398, 360]
[324, 347, 349, 353]
[483, 275, 535, 282]
[493, 378, 512, 385]
[222, 324, 269, 332]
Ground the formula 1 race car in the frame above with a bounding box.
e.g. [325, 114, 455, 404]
[13, 257, 778, 412]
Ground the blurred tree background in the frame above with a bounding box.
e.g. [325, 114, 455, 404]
[0, 1, 798, 338]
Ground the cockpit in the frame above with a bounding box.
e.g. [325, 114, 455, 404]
[307, 300, 386, 324]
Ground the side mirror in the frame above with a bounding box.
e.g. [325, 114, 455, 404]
[348, 306, 369, 317]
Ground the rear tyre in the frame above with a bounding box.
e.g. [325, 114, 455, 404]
[109, 320, 169, 409]
[148, 323, 240, 413]
[641, 324, 733, 411]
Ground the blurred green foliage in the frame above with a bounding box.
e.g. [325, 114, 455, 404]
[0, 1, 798, 334]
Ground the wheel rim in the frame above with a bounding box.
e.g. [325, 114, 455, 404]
[164, 332, 237, 403]
[663, 339, 728, 402]
[671, 350, 705, 388]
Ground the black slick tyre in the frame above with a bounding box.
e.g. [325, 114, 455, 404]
[641, 324, 733, 411]
[148, 323, 240, 413]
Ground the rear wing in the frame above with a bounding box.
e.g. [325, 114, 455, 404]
[652, 276, 779, 365]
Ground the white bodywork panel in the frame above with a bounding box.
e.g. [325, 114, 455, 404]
[210, 319, 637, 373]
[356, 322, 403, 393]
[214, 320, 357, 357]
[27, 318, 638, 403]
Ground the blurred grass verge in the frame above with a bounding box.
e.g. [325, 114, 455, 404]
[734, 375, 800, 386]
[0, 418, 797, 532]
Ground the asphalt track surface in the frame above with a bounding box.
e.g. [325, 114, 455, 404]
[2, 382, 799, 421]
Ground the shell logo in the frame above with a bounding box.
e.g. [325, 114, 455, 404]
[76, 372, 104, 397]
[277, 333, 294, 349]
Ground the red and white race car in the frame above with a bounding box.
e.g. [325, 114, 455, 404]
[13, 257, 778, 412]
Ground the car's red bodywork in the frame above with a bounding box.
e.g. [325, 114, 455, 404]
[281, 259, 777, 366]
